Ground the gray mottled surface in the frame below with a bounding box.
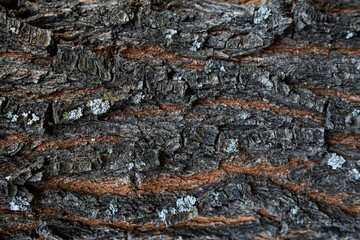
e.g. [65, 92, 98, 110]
[0, 0, 360, 239]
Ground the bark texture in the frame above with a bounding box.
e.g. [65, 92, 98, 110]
[0, 0, 360, 239]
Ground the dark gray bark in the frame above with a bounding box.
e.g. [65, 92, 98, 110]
[0, 0, 360, 239]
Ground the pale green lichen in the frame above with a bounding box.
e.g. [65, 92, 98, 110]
[87, 99, 110, 115]
[176, 195, 196, 212]
[109, 199, 118, 214]
[22, 111, 30, 118]
[346, 31, 355, 39]
[222, 14, 232, 22]
[290, 206, 299, 215]
[27, 113, 40, 125]
[158, 209, 168, 222]
[169, 207, 177, 215]
[63, 107, 83, 120]
[327, 153, 346, 170]
[108, 148, 113, 154]
[254, 7, 272, 27]
[351, 109, 360, 116]
[213, 192, 220, 201]
[127, 162, 134, 170]
[165, 29, 177, 40]
[190, 40, 201, 51]
[224, 139, 239, 153]
[349, 169, 360, 180]
[132, 92, 144, 104]
[7, 111, 18, 122]
[9, 196, 30, 212]
[158, 196, 197, 223]
[173, 76, 182, 81]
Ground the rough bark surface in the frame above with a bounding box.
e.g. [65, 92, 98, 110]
[0, 0, 360, 239]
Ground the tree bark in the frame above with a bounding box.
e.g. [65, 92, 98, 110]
[0, 0, 360, 239]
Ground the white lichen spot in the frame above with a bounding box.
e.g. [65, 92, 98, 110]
[132, 92, 144, 104]
[87, 99, 110, 115]
[190, 40, 201, 52]
[290, 206, 299, 215]
[224, 139, 239, 153]
[64, 107, 83, 120]
[10, 27, 19, 34]
[11, 114, 18, 122]
[128, 162, 134, 170]
[109, 199, 118, 214]
[21, 112, 29, 118]
[9, 196, 30, 212]
[254, 7, 272, 26]
[327, 153, 346, 170]
[240, 112, 251, 120]
[220, 66, 226, 72]
[205, 60, 214, 74]
[158, 208, 168, 222]
[6, 111, 18, 122]
[27, 113, 40, 125]
[7, 111, 13, 119]
[349, 169, 360, 180]
[213, 192, 220, 201]
[351, 109, 360, 116]
[169, 207, 177, 215]
[222, 14, 232, 22]
[173, 76, 182, 81]
[165, 29, 177, 40]
[108, 148, 113, 154]
[176, 195, 196, 212]
[346, 31, 355, 39]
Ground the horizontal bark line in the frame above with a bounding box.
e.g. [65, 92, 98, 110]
[6, 131, 355, 160]
[307, 191, 360, 214]
[36, 156, 360, 214]
[313, 0, 360, 14]
[22, 137, 132, 157]
[193, 0, 265, 5]
[0, 87, 109, 100]
[196, 98, 325, 120]
[291, 83, 360, 103]
[120, 46, 206, 68]
[0, 134, 32, 147]
[49, 42, 360, 70]
[35, 155, 306, 196]
[61, 214, 257, 235]
[0, 134, 132, 156]
[262, 44, 360, 56]
[73, 0, 265, 5]
[254, 229, 322, 240]
[0, 208, 255, 235]
[0, 207, 60, 234]
[74, 0, 98, 2]
[60, 214, 322, 239]
[326, 133, 360, 148]
[118, 44, 360, 64]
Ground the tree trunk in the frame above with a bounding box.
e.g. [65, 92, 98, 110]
[0, 0, 360, 239]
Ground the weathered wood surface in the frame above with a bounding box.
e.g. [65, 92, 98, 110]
[0, 0, 360, 239]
